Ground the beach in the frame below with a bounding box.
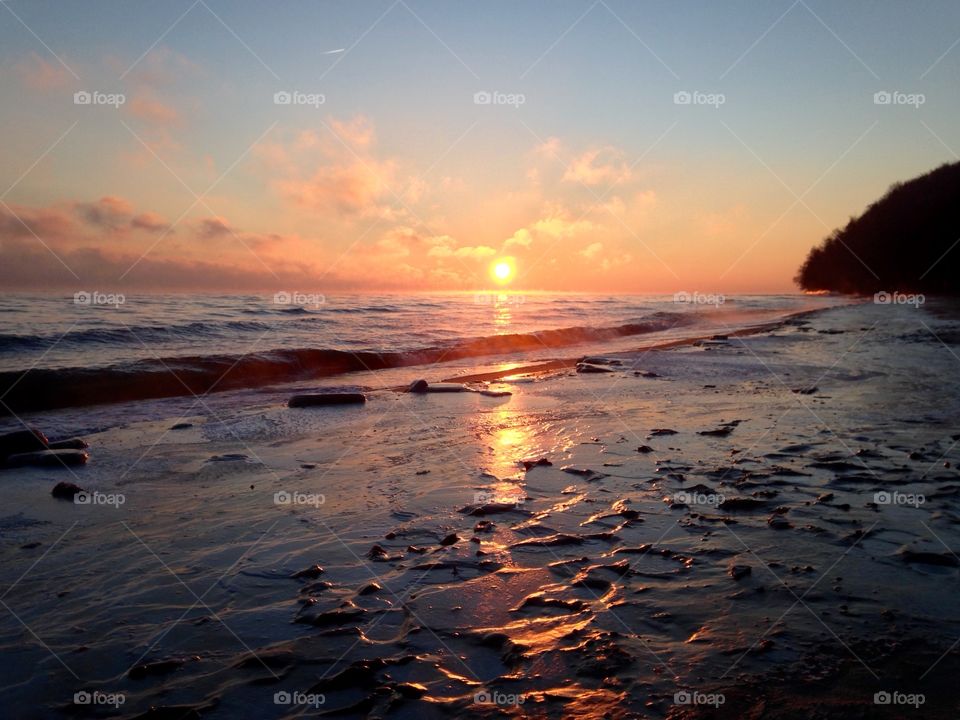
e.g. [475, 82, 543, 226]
[1, 298, 959, 718]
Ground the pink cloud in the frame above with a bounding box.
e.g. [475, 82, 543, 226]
[14, 52, 72, 90]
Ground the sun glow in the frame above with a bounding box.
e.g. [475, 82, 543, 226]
[491, 258, 516, 284]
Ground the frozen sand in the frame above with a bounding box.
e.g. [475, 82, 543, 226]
[2, 302, 960, 718]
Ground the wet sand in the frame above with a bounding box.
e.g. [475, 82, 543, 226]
[2, 301, 960, 718]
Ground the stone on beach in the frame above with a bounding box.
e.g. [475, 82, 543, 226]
[5, 449, 89, 468]
[576, 362, 614, 373]
[47, 437, 88, 450]
[51, 481, 84, 500]
[288, 392, 366, 407]
[0, 428, 48, 460]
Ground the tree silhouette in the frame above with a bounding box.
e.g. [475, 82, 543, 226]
[796, 161, 960, 294]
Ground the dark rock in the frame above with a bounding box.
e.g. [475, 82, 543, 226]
[51, 481, 84, 500]
[0, 429, 48, 460]
[170, 422, 193, 430]
[288, 393, 366, 407]
[47, 437, 88, 450]
[636, 445, 655, 453]
[792, 386, 818, 395]
[649, 428, 678, 436]
[521, 457, 552, 470]
[5, 449, 88, 468]
[576, 363, 613, 373]
[358, 582, 382, 595]
[408, 379, 429, 393]
[729, 564, 752, 580]
[718, 497, 767, 511]
[439, 533, 459, 546]
[291, 564, 325, 579]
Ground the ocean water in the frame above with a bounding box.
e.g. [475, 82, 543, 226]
[0, 293, 843, 413]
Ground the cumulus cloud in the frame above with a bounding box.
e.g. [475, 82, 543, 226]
[580, 242, 603, 259]
[563, 148, 631, 187]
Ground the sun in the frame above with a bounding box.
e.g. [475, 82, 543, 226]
[491, 258, 516, 284]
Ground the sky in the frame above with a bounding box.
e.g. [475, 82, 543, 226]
[1, 0, 959, 294]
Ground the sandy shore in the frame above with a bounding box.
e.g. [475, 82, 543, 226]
[2, 301, 960, 718]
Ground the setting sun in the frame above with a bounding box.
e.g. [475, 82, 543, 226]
[491, 258, 516, 284]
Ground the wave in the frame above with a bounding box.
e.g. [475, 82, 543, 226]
[0, 312, 691, 413]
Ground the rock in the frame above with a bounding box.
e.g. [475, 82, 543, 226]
[478, 389, 512, 397]
[768, 515, 792, 530]
[47, 437, 88, 450]
[51, 481, 84, 500]
[636, 445, 655, 453]
[358, 582, 382, 596]
[0, 428, 48, 460]
[4, 449, 88, 468]
[291, 564, 325, 579]
[439, 533, 459, 546]
[424, 383, 469, 393]
[649, 428, 678, 436]
[718, 497, 767, 511]
[521, 458, 552, 470]
[408, 379, 428, 393]
[170, 422, 193, 430]
[576, 363, 613, 373]
[792, 386, 818, 395]
[729, 564, 752, 580]
[288, 393, 366, 407]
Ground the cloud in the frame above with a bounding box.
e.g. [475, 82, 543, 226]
[127, 94, 181, 127]
[329, 116, 375, 150]
[197, 216, 233, 239]
[581, 242, 603, 259]
[14, 52, 72, 90]
[563, 148, 631, 187]
[77, 196, 134, 229]
[131, 211, 172, 232]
